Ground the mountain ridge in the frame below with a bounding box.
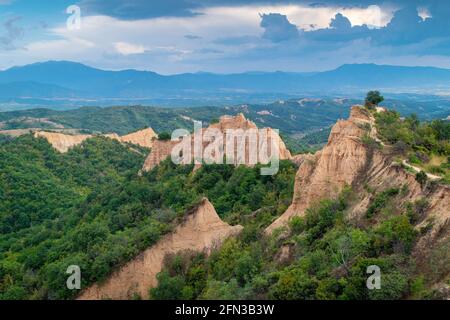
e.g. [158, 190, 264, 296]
[2, 61, 450, 102]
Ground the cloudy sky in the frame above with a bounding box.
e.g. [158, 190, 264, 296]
[0, 0, 450, 73]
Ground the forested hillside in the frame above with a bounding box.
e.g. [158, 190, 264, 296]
[1, 98, 447, 138]
[149, 108, 450, 301]
[0, 135, 296, 299]
[0, 103, 448, 300]
[151, 188, 440, 300]
[2, 98, 448, 155]
[0, 101, 351, 136]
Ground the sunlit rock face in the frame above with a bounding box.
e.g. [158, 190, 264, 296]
[266, 106, 450, 246]
[35, 128, 157, 152]
[142, 113, 292, 172]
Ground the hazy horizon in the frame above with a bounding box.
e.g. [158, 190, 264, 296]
[5, 60, 450, 75]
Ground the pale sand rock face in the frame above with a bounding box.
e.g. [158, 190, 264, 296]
[266, 106, 450, 242]
[34, 131, 93, 153]
[266, 106, 373, 233]
[142, 139, 179, 171]
[142, 113, 292, 172]
[119, 128, 157, 149]
[78, 198, 242, 300]
[34, 128, 157, 153]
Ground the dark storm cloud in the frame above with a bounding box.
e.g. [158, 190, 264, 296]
[0, 16, 24, 50]
[253, 1, 450, 56]
[337, 2, 450, 46]
[260, 13, 300, 42]
[80, 0, 203, 19]
[79, 0, 450, 56]
[79, 0, 427, 20]
[305, 14, 370, 43]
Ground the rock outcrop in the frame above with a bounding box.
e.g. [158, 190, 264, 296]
[118, 128, 157, 149]
[78, 198, 242, 300]
[266, 106, 450, 244]
[34, 128, 157, 153]
[34, 131, 93, 153]
[142, 139, 179, 171]
[142, 113, 292, 172]
[266, 106, 375, 233]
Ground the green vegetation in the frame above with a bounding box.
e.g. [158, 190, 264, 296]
[0, 135, 296, 299]
[190, 161, 296, 225]
[365, 188, 399, 218]
[0, 102, 350, 137]
[151, 186, 432, 300]
[415, 171, 428, 187]
[158, 132, 171, 141]
[0, 102, 349, 156]
[374, 109, 450, 183]
[1, 98, 449, 301]
[365, 91, 384, 110]
[283, 128, 331, 154]
[0, 135, 180, 299]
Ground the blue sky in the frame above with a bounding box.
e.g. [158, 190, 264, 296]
[1, 0, 450, 73]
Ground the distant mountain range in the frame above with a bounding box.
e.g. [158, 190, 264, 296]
[1, 61, 450, 108]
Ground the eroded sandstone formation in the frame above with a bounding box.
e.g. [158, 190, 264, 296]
[266, 106, 375, 233]
[266, 106, 450, 243]
[78, 198, 242, 300]
[119, 128, 157, 149]
[142, 113, 292, 172]
[34, 128, 157, 153]
[34, 131, 93, 153]
[142, 139, 179, 171]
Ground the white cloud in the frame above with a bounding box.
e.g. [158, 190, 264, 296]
[341, 5, 395, 29]
[114, 41, 146, 55]
[417, 7, 432, 21]
[201, 4, 394, 32]
[0, 3, 440, 73]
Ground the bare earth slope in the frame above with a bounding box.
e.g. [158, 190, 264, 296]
[78, 198, 242, 300]
[34, 128, 157, 152]
[34, 131, 93, 153]
[118, 128, 157, 149]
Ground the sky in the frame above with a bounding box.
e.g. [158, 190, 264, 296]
[0, 0, 450, 74]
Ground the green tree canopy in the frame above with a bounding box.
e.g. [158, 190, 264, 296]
[158, 132, 171, 141]
[365, 91, 384, 109]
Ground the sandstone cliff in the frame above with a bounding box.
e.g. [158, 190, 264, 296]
[34, 128, 157, 153]
[119, 128, 157, 149]
[34, 131, 93, 153]
[142, 113, 292, 172]
[142, 139, 179, 171]
[266, 106, 375, 233]
[78, 198, 242, 300]
[266, 106, 450, 245]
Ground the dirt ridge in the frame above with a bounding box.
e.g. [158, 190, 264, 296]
[78, 198, 242, 300]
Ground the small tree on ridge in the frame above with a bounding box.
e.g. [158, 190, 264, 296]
[365, 91, 384, 110]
